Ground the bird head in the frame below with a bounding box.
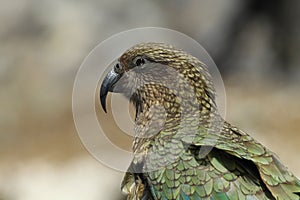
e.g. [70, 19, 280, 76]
[100, 43, 217, 132]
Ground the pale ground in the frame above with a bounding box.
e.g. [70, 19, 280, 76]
[0, 81, 299, 200]
[0, 157, 123, 200]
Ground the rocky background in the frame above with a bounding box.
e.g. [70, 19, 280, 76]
[0, 0, 299, 199]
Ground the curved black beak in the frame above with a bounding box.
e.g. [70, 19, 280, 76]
[100, 69, 122, 113]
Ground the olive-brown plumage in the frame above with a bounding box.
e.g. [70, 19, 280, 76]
[100, 43, 300, 200]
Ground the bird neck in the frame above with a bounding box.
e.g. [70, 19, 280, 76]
[131, 84, 218, 151]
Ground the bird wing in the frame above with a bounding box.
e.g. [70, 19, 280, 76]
[188, 121, 300, 200]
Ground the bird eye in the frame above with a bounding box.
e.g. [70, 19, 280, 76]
[134, 57, 145, 66]
[114, 62, 122, 73]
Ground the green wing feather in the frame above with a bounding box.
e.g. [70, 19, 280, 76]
[190, 121, 300, 200]
[143, 148, 274, 200]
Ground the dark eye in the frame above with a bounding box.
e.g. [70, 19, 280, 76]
[114, 62, 122, 73]
[134, 57, 145, 66]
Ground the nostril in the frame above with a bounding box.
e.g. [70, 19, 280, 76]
[114, 62, 122, 73]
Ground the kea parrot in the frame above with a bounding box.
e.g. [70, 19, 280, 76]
[100, 42, 300, 200]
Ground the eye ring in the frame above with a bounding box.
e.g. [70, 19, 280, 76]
[114, 62, 122, 73]
[134, 56, 146, 66]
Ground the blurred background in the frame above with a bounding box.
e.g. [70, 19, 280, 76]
[0, 0, 299, 199]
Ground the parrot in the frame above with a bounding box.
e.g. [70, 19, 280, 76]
[100, 42, 300, 200]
